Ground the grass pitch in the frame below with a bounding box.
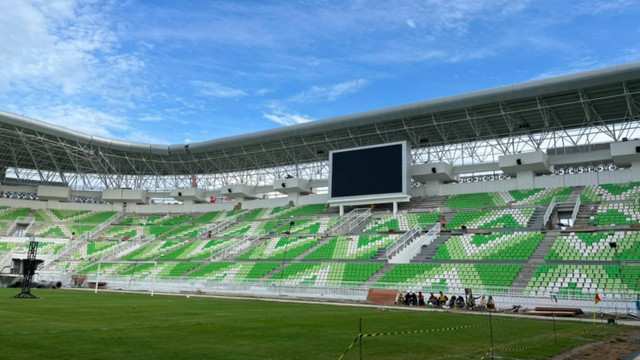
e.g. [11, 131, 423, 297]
[0, 288, 629, 359]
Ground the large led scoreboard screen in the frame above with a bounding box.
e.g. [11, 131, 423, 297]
[329, 141, 409, 201]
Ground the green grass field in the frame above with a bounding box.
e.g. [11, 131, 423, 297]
[0, 288, 629, 360]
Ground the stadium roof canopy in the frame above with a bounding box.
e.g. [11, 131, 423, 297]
[2, 62, 640, 178]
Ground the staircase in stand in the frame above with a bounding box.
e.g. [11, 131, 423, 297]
[510, 230, 558, 290]
[328, 208, 371, 236]
[411, 233, 452, 262]
[387, 223, 442, 264]
[362, 263, 394, 287]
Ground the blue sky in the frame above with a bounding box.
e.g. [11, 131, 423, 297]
[1, 0, 639, 145]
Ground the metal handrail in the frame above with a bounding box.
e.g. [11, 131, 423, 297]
[329, 208, 370, 236]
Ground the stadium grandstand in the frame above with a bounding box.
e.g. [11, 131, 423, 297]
[3, 62, 640, 316]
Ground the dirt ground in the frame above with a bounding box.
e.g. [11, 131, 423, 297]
[552, 330, 640, 360]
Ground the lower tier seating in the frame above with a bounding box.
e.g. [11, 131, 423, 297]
[271, 262, 384, 287]
[377, 263, 522, 294]
[121, 240, 188, 260]
[433, 232, 543, 261]
[161, 238, 238, 260]
[546, 231, 640, 261]
[525, 265, 640, 299]
[188, 262, 280, 281]
[304, 234, 401, 260]
[236, 237, 319, 260]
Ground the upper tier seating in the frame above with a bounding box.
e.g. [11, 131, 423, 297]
[525, 264, 640, 299]
[581, 183, 640, 202]
[546, 231, 640, 261]
[269, 204, 327, 219]
[364, 213, 442, 232]
[192, 211, 224, 223]
[589, 203, 640, 226]
[160, 224, 209, 240]
[433, 231, 543, 261]
[218, 220, 285, 237]
[236, 236, 319, 260]
[187, 261, 280, 281]
[447, 207, 536, 229]
[271, 262, 384, 287]
[305, 234, 401, 260]
[0, 207, 30, 220]
[119, 214, 192, 226]
[289, 217, 340, 235]
[35, 209, 116, 223]
[445, 188, 572, 209]
[36, 224, 96, 237]
[377, 263, 522, 294]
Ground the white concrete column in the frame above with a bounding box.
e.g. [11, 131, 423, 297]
[393, 201, 398, 215]
[339, 205, 344, 216]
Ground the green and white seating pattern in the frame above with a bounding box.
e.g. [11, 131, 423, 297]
[237, 237, 319, 260]
[188, 262, 280, 281]
[525, 265, 640, 299]
[447, 207, 535, 229]
[0, 207, 30, 220]
[161, 239, 238, 260]
[272, 262, 384, 287]
[120, 214, 192, 226]
[377, 263, 522, 294]
[581, 183, 640, 202]
[364, 213, 442, 232]
[269, 204, 327, 219]
[36, 210, 117, 224]
[78, 261, 202, 278]
[160, 224, 209, 239]
[0, 242, 17, 253]
[290, 217, 340, 234]
[433, 232, 543, 261]
[305, 234, 401, 260]
[546, 231, 640, 262]
[192, 211, 224, 223]
[507, 187, 573, 205]
[445, 192, 509, 209]
[36, 224, 96, 238]
[218, 220, 284, 237]
[121, 240, 188, 260]
[589, 203, 640, 226]
[104, 226, 140, 239]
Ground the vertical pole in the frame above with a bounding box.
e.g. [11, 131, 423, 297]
[552, 312, 557, 345]
[359, 317, 363, 360]
[151, 262, 156, 297]
[489, 311, 494, 360]
[393, 202, 398, 216]
[339, 205, 344, 216]
[94, 261, 101, 294]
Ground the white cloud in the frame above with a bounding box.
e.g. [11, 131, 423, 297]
[291, 79, 369, 103]
[0, 0, 142, 97]
[190, 80, 247, 98]
[263, 104, 313, 126]
[406, 19, 416, 28]
[22, 103, 167, 144]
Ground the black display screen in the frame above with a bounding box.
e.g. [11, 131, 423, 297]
[330, 143, 404, 198]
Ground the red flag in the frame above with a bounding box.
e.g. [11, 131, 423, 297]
[595, 293, 601, 305]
